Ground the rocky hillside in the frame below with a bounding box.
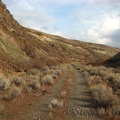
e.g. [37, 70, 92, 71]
[0, 1, 120, 73]
[106, 52, 120, 67]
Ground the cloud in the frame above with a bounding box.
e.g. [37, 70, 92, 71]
[17, 1, 34, 11]
[40, 0, 120, 6]
[2, 0, 120, 48]
[107, 29, 120, 41]
[3, 0, 56, 32]
[104, 29, 120, 48]
[72, 15, 120, 48]
[69, 1, 120, 48]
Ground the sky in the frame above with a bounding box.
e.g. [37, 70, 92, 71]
[2, 0, 120, 48]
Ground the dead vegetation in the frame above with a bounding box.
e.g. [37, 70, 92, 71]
[41, 75, 54, 85]
[0, 65, 64, 102]
[48, 98, 64, 111]
[0, 1, 119, 73]
[90, 84, 119, 109]
[0, 77, 10, 90]
[73, 62, 120, 117]
[0, 1, 120, 119]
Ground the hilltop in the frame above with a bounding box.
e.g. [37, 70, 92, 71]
[106, 52, 120, 67]
[0, 1, 119, 74]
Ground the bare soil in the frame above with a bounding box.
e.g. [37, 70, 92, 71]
[1, 65, 107, 120]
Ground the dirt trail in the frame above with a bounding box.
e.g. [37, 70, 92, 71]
[4, 65, 69, 120]
[3, 65, 101, 120]
[64, 67, 100, 120]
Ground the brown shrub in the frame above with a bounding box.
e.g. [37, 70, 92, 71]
[54, 69, 61, 75]
[0, 77, 10, 90]
[90, 84, 119, 108]
[82, 71, 90, 78]
[41, 75, 54, 85]
[12, 77, 25, 87]
[3, 86, 22, 101]
[28, 80, 41, 90]
[87, 76, 102, 85]
[26, 69, 40, 76]
[104, 73, 120, 91]
[23, 44, 36, 58]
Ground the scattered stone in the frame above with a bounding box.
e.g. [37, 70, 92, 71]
[50, 98, 64, 109]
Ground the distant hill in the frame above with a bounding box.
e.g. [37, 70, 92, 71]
[106, 52, 120, 67]
[0, 1, 120, 73]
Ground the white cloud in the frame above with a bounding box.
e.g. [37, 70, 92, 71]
[2, 0, 120, 48]
[100, 17, 120, 34]
[17, 1, 34, 11]
[83, 16, 120, 46]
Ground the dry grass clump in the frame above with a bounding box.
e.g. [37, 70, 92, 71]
[87, 76, 102, 86]
[41, 75, 54, 85]
[51, 69, 62, 79]
[42, 65, 63, 81]
[44, 66, 60, 75]
[89, 69, 100, 76]
[3, 86, 22, 101]
[90, 84, 119, 108]
[25, 86, 32, 93]
[46, 69, 55, 75]
[12, 77, 25, 87]
[47, 66, 63, 75]
[98, 70, 107, 78]
[9, 86, 22, 100]
[104, 73, 120, 91]
[26, 68, 41, 76]
[27, 80, 41, 90]
[72, 62, 81, 68]
[98, 66, 107, 71]
[6, 75, 41, 94]
[22, 75, 41, 91]
[0, 77, 10, 90]
[27, 75, 40, 81]
[52, 74, 58, 79]
[54, 69, 62, 75]
[72, 63, 120, 111]
[0, 65, 66, 101]
[0, 76, 25, 101]
[82, 71, 90, 78]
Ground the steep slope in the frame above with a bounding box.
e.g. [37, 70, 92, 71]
[0, 1, 120, 73]
[106, 52, 120, 67]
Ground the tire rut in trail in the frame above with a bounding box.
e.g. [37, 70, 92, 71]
[10, 65, 70, 120]
[50, 66, 75, 120]
[64, 68, 100, 120]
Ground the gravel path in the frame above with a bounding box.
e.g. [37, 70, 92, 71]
[8, 66, 69, 120]
[64, 68, 100, 120]
[3, 65, 101, 120]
